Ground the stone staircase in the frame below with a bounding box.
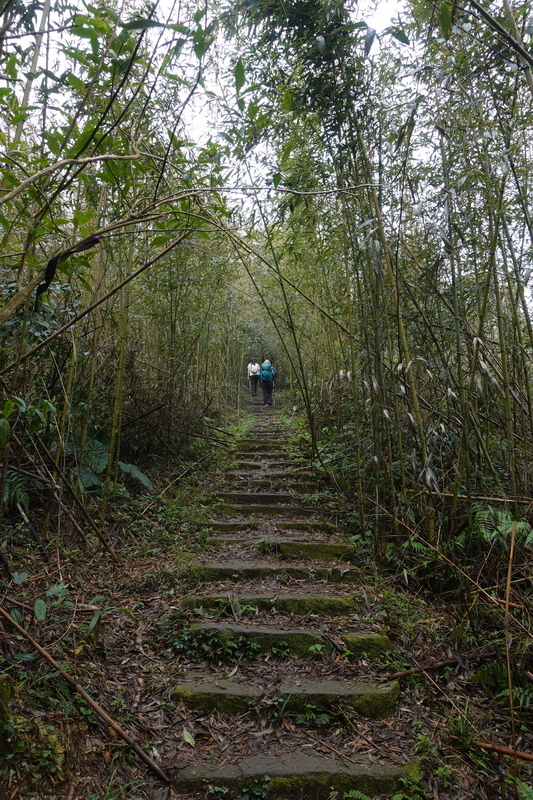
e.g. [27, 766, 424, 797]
[170, 405, 418, 797]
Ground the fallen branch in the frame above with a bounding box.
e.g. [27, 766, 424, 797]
[450, 736, 533, 763]
[0, 604, 170, 785]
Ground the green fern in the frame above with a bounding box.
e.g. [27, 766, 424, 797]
[470, 503, 533, 548]
[517, 780, 533, 800]
[3, 470, 30, 511]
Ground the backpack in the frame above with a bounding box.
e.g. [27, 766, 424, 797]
[250, 363, 260, 374]
[260, 363, 274, 381]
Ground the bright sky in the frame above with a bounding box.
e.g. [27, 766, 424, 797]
[364, 0, 400, 31]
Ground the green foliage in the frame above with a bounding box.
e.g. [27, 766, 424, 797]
[470, 503, 533, 546]
[241, 777, 270, 800]
[3, 471, 31, 511]
[517, 780, 533, 800]
[157, 616, 261, 665]
[206, 787, 230, 799]
[270, 640, 292, 659]
[2, 713, 70, 782]
[75, 435, 151, 491]
[295, 703, 332, 726]
[473, 662, 533, 709]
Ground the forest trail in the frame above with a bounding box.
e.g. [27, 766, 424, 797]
[170, 401, 419, 797]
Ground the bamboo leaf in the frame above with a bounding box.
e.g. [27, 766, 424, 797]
[121, 19, 164, 30]
[7, 55, 17, 79]
[440, 3, 452, 39]
[364, 28, 376, 56]
[282, 91, 292, 111]
[34, 598, 47, 621]
[182, 728, 195, 747]
[234, 58, 245, 93]
[388, 27, 410, 45]
[87, 611, 102, 638]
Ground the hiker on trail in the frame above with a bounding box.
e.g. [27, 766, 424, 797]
[259, 359, 276, 406]
[247, 359, 260, 396]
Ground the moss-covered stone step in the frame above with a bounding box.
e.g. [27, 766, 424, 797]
[205, 528, 328, 548]
[209, 521, 257, 532]
[220, 504, 321, 518]
[276, 521, 334, 531]
[189, 561, 311, 580]
[235, 439, 287, 455]
[233, 452, 292, 461]
[206, 535, 261, 545]
[227, 478, 316, 493]
[189, 621, 326, 657]
[236, 440, 289, 451]
[227, 470, 312, 479]
[171, 675, 399, 718]
[173, 752, 419, 797]
[189, 561, 364, 584]
[342, 632, 391, 658]
[256, 469, 313, 478]
[219, 492, 301, 504]
[279, 678, 400, 717]
[181, 592, 359, 616]
[259, 540, 357, 561]
[313, 566, 360, 583]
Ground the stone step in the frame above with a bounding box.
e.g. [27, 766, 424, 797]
[219, 492, 299, 504]
[171, 674, 400, 718]
[190, 560, 362, 584]
[189, 621, 325, 657]
[173, 752, 418, 797]
[234, 452, 292, 461]
[181, 592, 359, 616]
[205, 534, 327, 546]
[228, 469, 312, 477]
[228, 478, 316, 493]
[259, 540, 357, 561]
[185, 622, 389, 659]
[190, 561, 311, 580]
[208, 521, 257, 532]
[277, 521, 335, 532]
[247, 433, 286, 438]
[220, 504, 321, 517]
[237, 440, 289, 452]
[231, 459, 296, 469]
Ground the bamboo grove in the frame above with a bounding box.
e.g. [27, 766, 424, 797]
[2, 0, 533, 571]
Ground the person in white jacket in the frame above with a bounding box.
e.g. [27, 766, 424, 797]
[247, 359, 260, 396]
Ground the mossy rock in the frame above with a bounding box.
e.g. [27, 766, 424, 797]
[175, 551, 197, 565]
[313, 567, 360, 583]
[280, 678, 400, 719]
[275, 594, 357, 616]
[342, 632, 391, 658]
[262, 541, 357, 561]
[171, 677, 259, 713]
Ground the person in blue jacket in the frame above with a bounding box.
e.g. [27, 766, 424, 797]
[259, 359, 276, 405]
